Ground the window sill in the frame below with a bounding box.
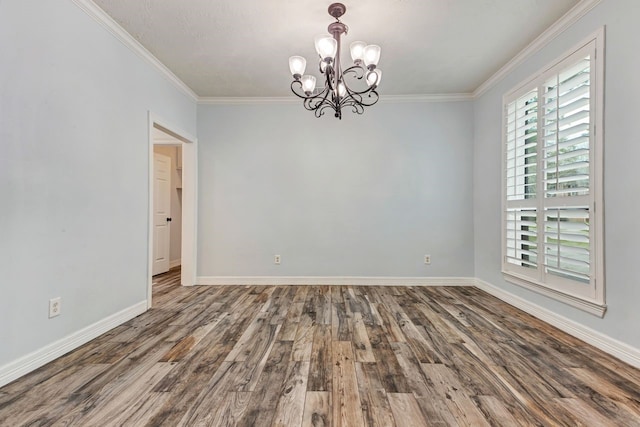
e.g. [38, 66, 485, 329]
[502, 271, 607, 318]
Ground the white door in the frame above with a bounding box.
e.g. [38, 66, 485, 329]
[153, 152, 171, 275]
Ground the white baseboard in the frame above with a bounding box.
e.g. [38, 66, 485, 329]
[475, 279, 640, 369]
[0, 300, 147, 388]
[170, 259, 181, 269]
[196, 276, 475, 286]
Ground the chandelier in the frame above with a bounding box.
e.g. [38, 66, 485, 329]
[288, 3, 382, 119]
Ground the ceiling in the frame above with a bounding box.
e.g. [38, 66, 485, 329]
[92, 0, 581, 97]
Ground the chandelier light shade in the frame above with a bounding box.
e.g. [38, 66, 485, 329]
[314, 34, 338, 60]
[301, 75, 317, 94]
[349, 41, 366, 63]
[289, 3, 382, 119]
[288, 56, 307, 79]
[367, 69, 382, 87]
[363, 45, 381, 67]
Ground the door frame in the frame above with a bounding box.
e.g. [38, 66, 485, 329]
[148, 112, 198, 309]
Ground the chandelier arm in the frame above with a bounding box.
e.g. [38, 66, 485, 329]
[342, 65, 365, 80]
[341, 79, 380, 97]
[339, 97, 365, 115]
[338, 91, 357, 109]
[290, 80, 311, 99]
[302, 88, 333, 112]
[343, 84, 379, 107]
[313, 87, 333, 108]
[291, 81, 331, 105]
[357, 90, 380, 107]
[366, 90, 380, 105]
[350, 103, 365, 115]
[292, 80, 331, 102]
[303, 98, 317, 111]
[346, 86, 377, 97]
[315, 102, 337, 118]
[303, 96, 323, 111]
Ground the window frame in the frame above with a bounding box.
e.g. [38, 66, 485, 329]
[501, 28, 605, 317]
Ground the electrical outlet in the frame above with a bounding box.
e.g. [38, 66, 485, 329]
[274, 254, 281, 265]
[49, 297, 61, 318]
[424, 255, 431, 265]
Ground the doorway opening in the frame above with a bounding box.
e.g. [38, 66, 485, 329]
[152, 139, 181, 276]
[148, 114, 197, 309]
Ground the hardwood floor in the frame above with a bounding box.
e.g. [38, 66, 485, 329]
[1, 268, 639, 426]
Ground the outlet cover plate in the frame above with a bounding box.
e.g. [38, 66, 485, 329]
[49, 297, 61, 318]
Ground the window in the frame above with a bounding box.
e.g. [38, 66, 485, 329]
[502, 29, 605, 316]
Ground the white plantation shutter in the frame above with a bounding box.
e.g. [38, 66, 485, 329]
[544, 207, 590, 283]
[542, 55, 592, 284]
[504, 89, 539, 279]
[505, 90, 538, 202]
[502, 31, 604, 314]
[505, 208, 537, 269]
[543, 57, 591, 199]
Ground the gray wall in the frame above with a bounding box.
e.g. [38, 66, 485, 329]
[197, 101, 474, 277]
[473, 0, 640, 348]
[0, 0, 196, 366]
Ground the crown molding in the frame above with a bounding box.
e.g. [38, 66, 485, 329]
[70, 0, 198, 102]
[473, 0, 602, 98]
[198, 97, 299, 105]
[380, 93, 473, 103]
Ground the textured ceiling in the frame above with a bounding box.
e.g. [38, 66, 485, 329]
[92, 0, 581, 97]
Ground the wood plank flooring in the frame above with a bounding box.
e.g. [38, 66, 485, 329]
[1, 268, 639, 426]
